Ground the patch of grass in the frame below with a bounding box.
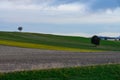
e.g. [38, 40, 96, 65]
[0, 31, 120, 51]
[0, 40, 101, 52]
[0, 64, 120, 80]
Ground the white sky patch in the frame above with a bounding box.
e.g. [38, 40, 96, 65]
[105, 9, 113, 14]
[97, 32, 120, 37]
[51, 33, 92, 37]
[52, 32, 120, 37]
[56, 4, 86, 12]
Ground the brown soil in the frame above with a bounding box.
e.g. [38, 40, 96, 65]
[0, 45, 120, 72]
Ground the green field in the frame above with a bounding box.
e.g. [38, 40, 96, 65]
[0, 31, 120, 52]
[0, 64, 120, 80]
[0, 31, 120, 79]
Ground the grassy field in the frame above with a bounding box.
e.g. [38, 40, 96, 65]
[0, 31, 120, 52]
[0, 64, 120, 80]
[0, 31, 120, 79]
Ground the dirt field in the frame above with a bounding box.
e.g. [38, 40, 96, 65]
[0, 45, 120, 72]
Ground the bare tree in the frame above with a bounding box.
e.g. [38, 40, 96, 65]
[18, 27, 23, 32]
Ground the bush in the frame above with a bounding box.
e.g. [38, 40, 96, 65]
[91, 35, 100, 46]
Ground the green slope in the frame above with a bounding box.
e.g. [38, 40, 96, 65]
[0, 31, 120, 52]
[0, 64, 120, 80]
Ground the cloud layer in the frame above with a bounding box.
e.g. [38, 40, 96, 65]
[0, 0, 120, 24]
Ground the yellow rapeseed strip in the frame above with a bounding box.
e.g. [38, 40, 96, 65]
[0, 40, 102, 52]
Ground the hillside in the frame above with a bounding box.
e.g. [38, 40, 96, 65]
[0, 31, 120, 52]
[0, 64, 120, 80]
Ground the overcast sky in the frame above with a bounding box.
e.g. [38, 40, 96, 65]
[0, 0, 120, 37]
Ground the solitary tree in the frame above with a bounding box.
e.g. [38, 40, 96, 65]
[18, 27, 23, 32]
[91, 35, 100, 46]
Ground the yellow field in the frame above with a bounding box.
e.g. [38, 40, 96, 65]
[0, 40, 102, 52]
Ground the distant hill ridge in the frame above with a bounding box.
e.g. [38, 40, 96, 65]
[0, 31, 120, 52]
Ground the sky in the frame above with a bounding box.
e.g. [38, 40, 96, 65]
[0, 0, 120, 37]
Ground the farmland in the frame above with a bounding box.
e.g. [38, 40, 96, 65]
[0, 31, 120, 52]
[0, 31, 120, 80]
[0, 64, 120, 80]
[0, 45, 120, 72]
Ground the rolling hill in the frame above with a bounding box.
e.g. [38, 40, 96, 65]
[0, 31, 120, 52]
[0, 64, 120, 80]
